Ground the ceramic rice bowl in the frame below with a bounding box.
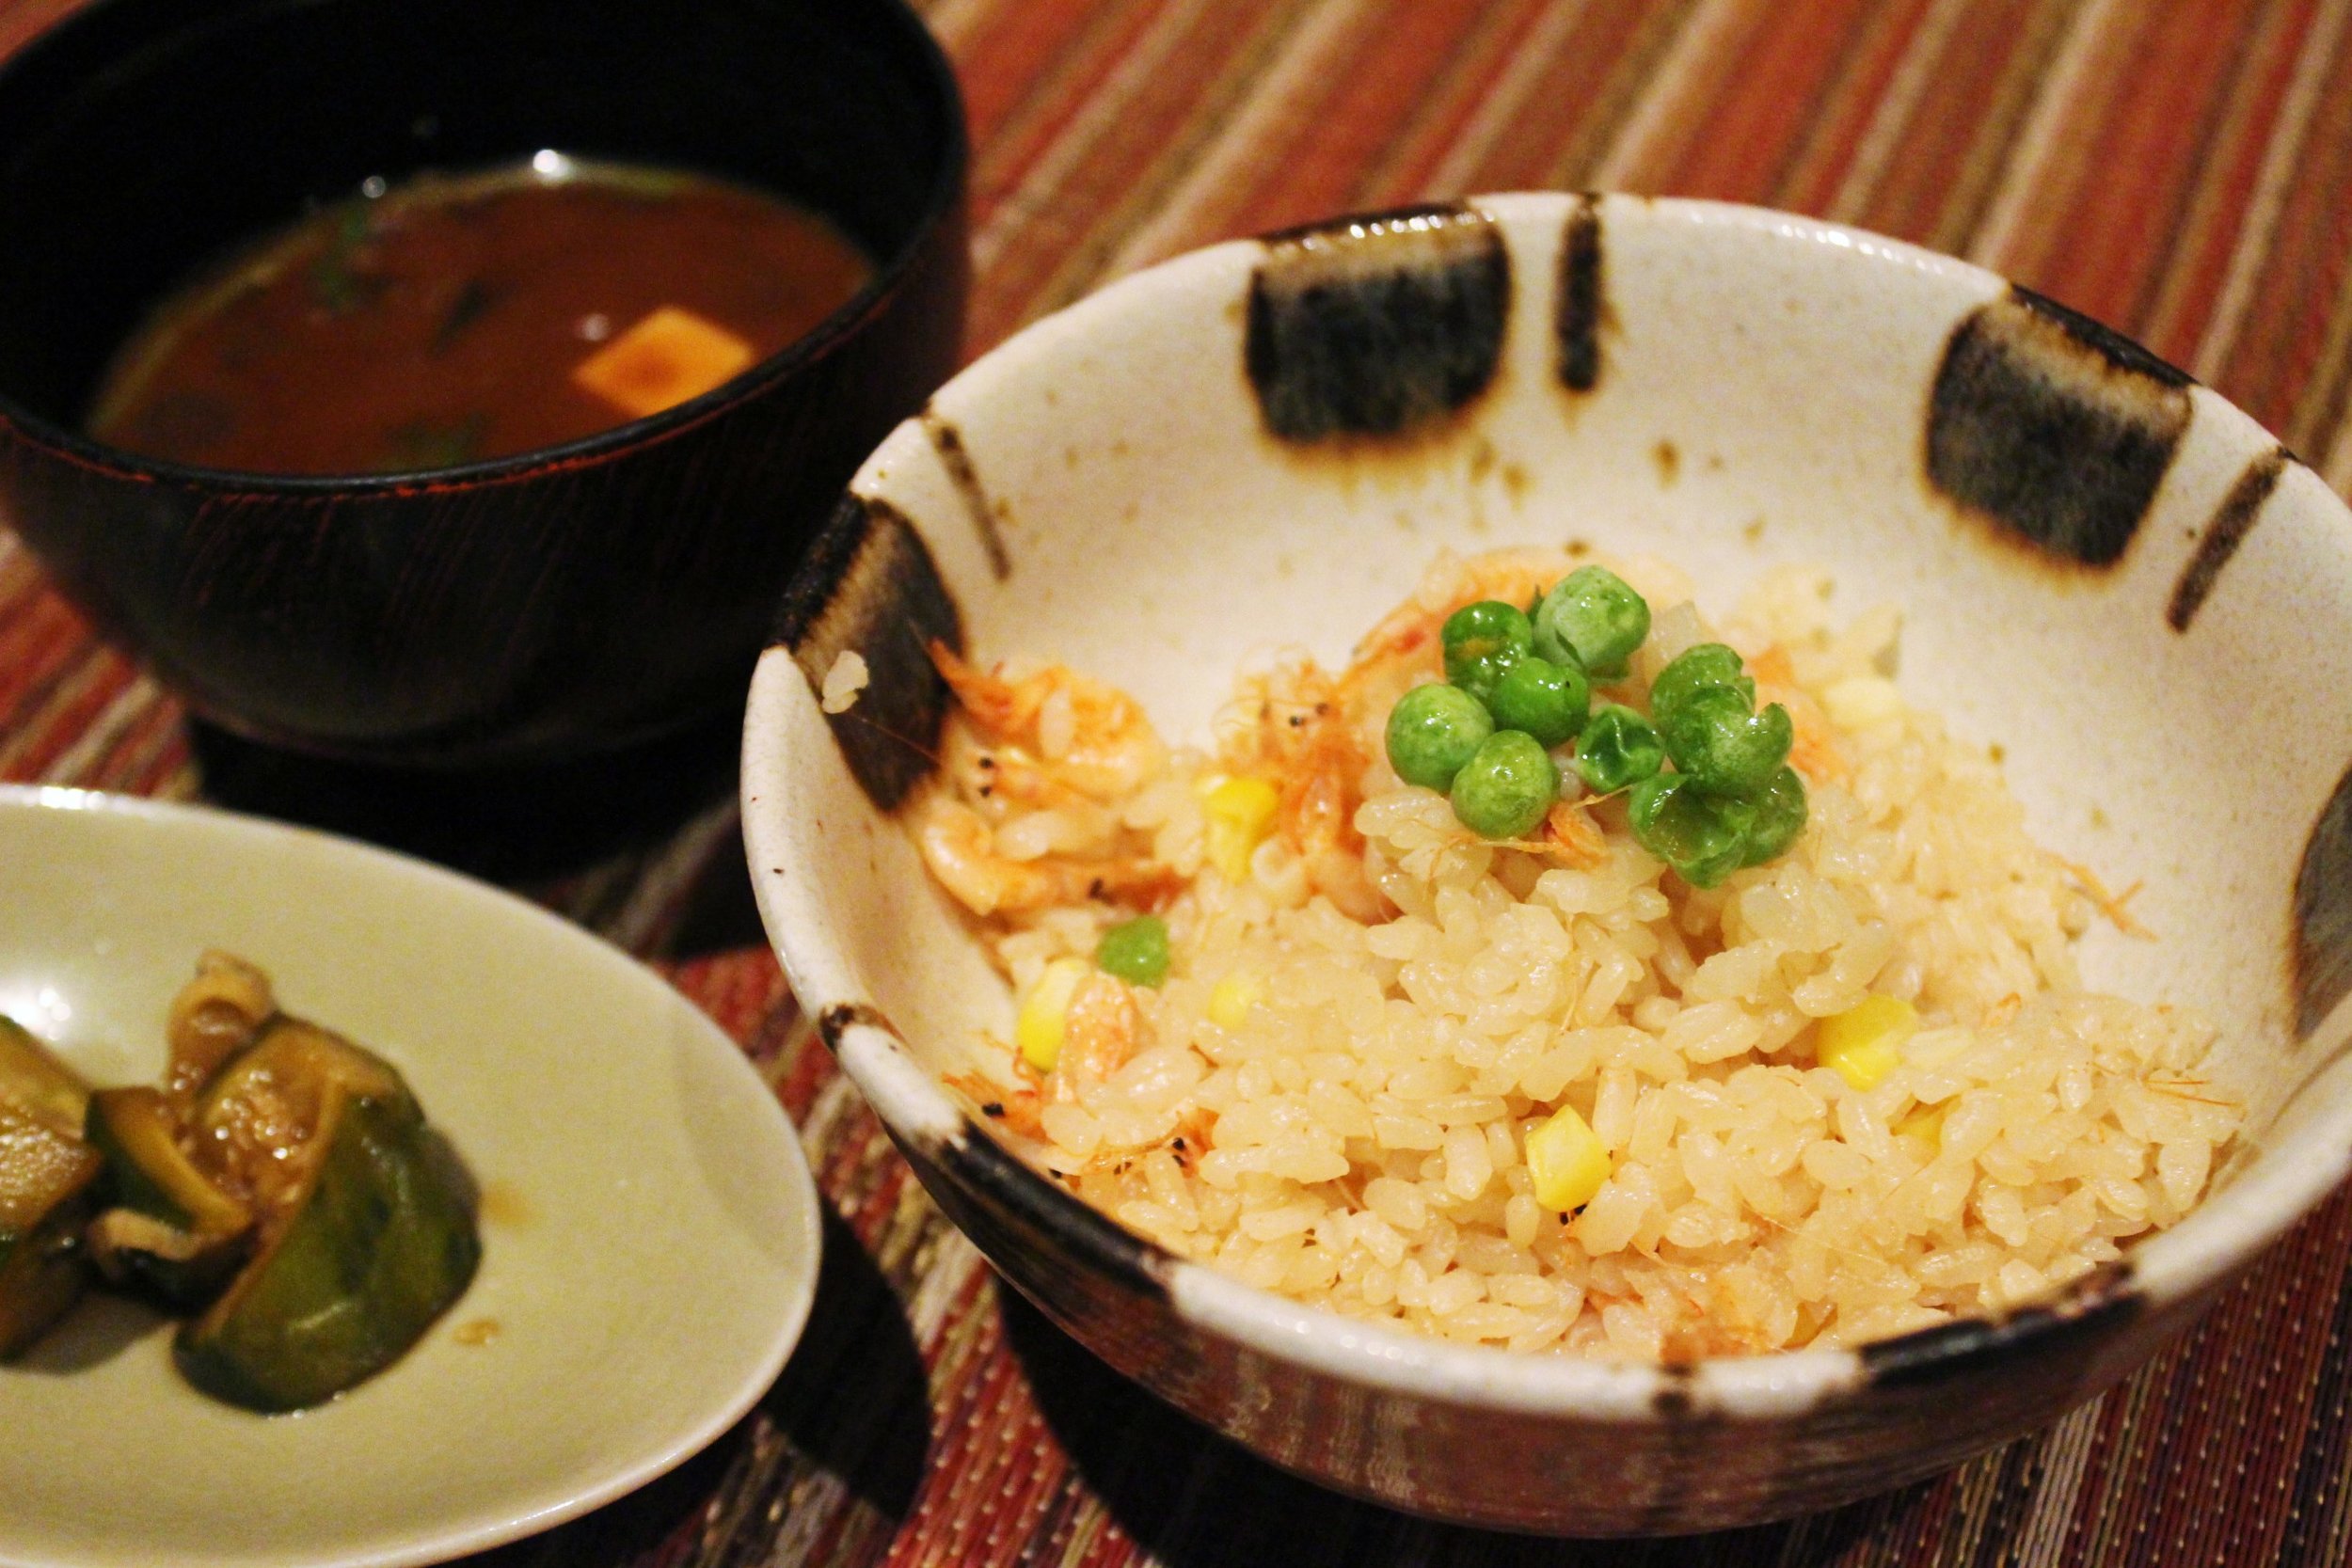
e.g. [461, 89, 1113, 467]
[741, 194, 2352, 1533]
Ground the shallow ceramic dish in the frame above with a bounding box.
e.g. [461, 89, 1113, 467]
[0, 787, 820, 1568]
[742, 193, 2352, 1532]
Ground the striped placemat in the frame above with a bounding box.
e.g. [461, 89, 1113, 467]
[5, 2, 2351, 1562]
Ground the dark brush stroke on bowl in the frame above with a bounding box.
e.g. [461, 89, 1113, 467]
[1557, 195, 1605, 394]
[772, 491, 962, 812]
[1858, 1259, 2138, 1387]
[918, 409, 1013, 581]
[1246, 204, 1510, 443]
[2295, 763, 2352, 1039]
[1925, 287, 2193, 568]
[2168, 446, 2291, 632]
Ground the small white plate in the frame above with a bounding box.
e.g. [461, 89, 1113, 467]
[0, 786, 821, 1568]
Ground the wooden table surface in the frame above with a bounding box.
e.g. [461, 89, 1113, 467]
[5, 1, 2352, 1563]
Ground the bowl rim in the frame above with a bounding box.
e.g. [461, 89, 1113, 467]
[0, 0, 967, 493]
[743, 190, 2352, 1421]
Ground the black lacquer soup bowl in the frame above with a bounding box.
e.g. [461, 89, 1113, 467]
[0, 0, 966, 770]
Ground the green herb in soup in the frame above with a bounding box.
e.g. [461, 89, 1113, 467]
[87, 159, 874, 475]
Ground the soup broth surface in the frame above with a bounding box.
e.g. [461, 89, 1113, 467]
[87, 159, 873, 474]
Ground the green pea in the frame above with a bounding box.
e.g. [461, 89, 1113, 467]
[1450, 731, 1558, 840]
[1629, 773, 1756, 889]
[1385, 682, 1495, 791]
[1487, 655, 1590, 748]
[1572, 704, 1664, 795]
[1534, 566, 1650, 679]
[1096, 915, 1171, 987]
[1648, 642, 1756, 722]
[1442, 600, 1534, 702]
[1660, 689, 1793, 797]
[1740, 766, 1809, 867]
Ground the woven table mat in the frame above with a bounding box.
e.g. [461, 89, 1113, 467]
[5, 1, 2352, 1563]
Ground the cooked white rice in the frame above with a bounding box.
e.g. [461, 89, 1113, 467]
[920, 547, 2240, 1360]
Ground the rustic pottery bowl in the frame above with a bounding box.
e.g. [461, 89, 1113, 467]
[0, 0, 965, 772]
[741, 193, 2352, 1532]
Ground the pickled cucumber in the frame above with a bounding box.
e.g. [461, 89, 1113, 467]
[0, 1027, 99, 1355]
[173, 1019, 479, 1412]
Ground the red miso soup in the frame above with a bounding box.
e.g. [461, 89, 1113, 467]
[87, 157, 874, 474]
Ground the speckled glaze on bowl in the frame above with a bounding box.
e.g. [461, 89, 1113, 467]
[741, 194, 2352, 1533]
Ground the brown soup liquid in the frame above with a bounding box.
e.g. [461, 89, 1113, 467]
[87, 159, 874, 474]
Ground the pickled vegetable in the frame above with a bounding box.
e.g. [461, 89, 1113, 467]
[0, 954, 479, 1412]
[173, 1017, 480, 1413]
[0, 1015, 90, 1134]
[84, 1086, 250, 1309]
[163, 951, 275, 1104]
[0, 1021, 98, 1355]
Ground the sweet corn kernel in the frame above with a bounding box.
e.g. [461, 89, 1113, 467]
[1015, 958, 1089, 1072]
[1820, 674, 1905, 731]
[1526, 1103, 1612, 1212]
[1895, 1104, 1946, 1146]
[1208, 972, 1266, 1031]
[1202, 775, 1280, 883]
[1818, 994, 1919, 1091]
